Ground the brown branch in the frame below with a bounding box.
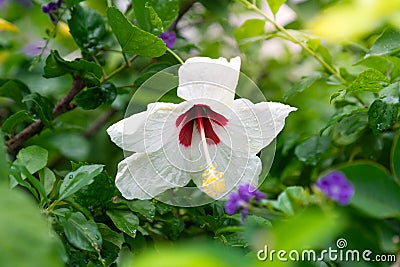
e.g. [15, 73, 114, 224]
[171, 0, 197, 31]
[83, 108, 117, 139]
[6, 77, 86, 154]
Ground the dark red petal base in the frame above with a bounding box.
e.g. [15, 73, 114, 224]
[176, 105, 228, 147]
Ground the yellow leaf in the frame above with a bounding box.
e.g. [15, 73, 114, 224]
[0, 52, 9, 63]
[309, 0, 400, 42]
[56, 21, 72, 39]
[0, 18, 19, 33]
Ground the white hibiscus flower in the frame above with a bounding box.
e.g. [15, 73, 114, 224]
[107, 56, 296, 200]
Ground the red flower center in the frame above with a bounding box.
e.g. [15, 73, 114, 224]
[175, 105, 228, 147]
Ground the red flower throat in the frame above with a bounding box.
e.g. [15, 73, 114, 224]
[175, 105, 228, 147]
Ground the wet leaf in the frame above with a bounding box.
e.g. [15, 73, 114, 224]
[107, 7, 166, 58]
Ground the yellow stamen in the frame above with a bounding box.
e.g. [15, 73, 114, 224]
[202, 164, 226, 198]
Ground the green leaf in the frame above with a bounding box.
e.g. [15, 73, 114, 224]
[0, 187, 65, 267]
[0, 132, 9, 181]
[59, 164, 104, 201]
[316, 44, 332, 65]
[75, 82, 117, 110]
[14, 145, 48, 174]
[347, 69, 389, 93]
[75, 87, 103, 110]
[154, 212, 184, 239]
[234, 19, 265, 44]
[129, 242, 250, 267]
[43, 50, 102, 85]
[132, 0, 179, 32]
[106, 210, 139, 238]
[60, 211, 102, 251]
[273, 186, 307, 216]
[294, 135, 331, 166]
[155, 201, 173, 214]
[132, 0, 152, 32]
[107, 7, 166, 57]
[306, 38, 321, 51]
[63, 0, 84, 7]
[338, 162, 400, 218]
[68, 5, 108, 53]
[359, 133, 384, 161]
[320, 108, 366, 134]
[16, 165, 49, 205]
[145, 3, 164, 34]
[147, 3, 164, 34]
[391, 135, 400, 181]
[39, 167, 56, 196]
[332, 112, 368, 145]
[368, 28, 400, 56]
[100, 82, 117, 105]
[357, 55, 390, 74]
[0, 79, 30, 102]
[1, 110, 33, 134]
[133, 71, 157, 88]
[75, 171, 116, 211]
[198, 0, 229, 15]
[23, 93, 54, 128]
[272, 207, 344, 250]
[127, 200, 156, 222]
[387, 56, 400, 80]
[97, 223, 124, 249]
[284, 74, 321, 100]
[46, 132, 90, 161]
[149, 0, 179, 29]
[379, 81, 400, 105]
[368, 99, 398, 135]
[267, 0, 287, 14]
[330, 91, 343, 102]
[9, 165, 39, 197]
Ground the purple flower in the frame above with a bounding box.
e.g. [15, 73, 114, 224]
[158, 31, 176, 48]
[225, 184, 267, 221]
[42, 0, 63, 22]
[316, 171, 354, 205]
[23, 40, 46, 56]
[238, 184, 267, 202]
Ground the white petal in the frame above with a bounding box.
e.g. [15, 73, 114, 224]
[115, 140, 192, 200]
[190, 141, 262, 200]
[177, 56, 241, 116]
[215, 98, 297, 155]
[107, 101, 191, 153]
[107, 110, 148, 152]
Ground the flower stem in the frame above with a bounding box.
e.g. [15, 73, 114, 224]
[236, 0, 346, 84]
[167, 47, 184, 64]
[102, 55, 138, 82]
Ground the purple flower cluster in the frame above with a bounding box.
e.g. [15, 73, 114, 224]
[158, 31, 176, 48]
[225, 184, 267, 221]
[316, 171, 354, 205]
[42, 0, 63, 23]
